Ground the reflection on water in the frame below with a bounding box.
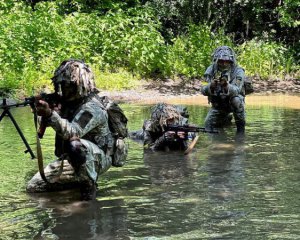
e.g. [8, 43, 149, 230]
[0, 96, 300, 239]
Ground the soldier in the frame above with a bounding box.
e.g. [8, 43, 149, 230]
[34, 59, 113, 200]
[130, 103, 190, 151]
[201, 46, 246, 134]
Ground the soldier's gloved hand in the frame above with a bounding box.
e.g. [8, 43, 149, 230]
[220, 78, 228, 92]
[210, 80, 218, 92]
[176, 131, 186, 139]
[35, 100, 52, 117]
[164, 131, 176, 141]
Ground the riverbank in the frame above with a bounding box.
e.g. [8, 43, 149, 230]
[100, 78, 300, 105]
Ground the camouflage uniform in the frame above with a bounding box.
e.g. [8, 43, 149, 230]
[38, 59, 112, 200]
[131, 103, 189, 151]
[201, 46, 246, 133]
[47, 94, 113, 182]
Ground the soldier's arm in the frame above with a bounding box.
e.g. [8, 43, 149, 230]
[46, 101, 106, 140]
[149, 135, 166, 150]
[143, 130, 154, 146]
[201, 84, 213, 96]
[232, 67, 245, 93]
[143, 120, 157, 146]
[202, 65, 217, 96]
[204, 65, 214, 82]
[223, 83, 240, 97]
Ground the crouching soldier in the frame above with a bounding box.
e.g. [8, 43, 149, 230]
[201, 46, 246, 135]
[27, 59, 127, 200]
[130, 103, 192, 151]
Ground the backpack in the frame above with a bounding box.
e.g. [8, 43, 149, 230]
[97, 95, 128, 138]
[244, 77, 254, 95]
[96, 95, 128, 167]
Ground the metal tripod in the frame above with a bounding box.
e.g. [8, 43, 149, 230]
[0, 98, 35, 159]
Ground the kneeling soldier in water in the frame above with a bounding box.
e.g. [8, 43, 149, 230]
[201, 46, 246, 135]
[32, 59, 116, 200]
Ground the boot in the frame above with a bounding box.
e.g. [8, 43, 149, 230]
[235, 120, 245, 135]
[80, 181, 97, 201]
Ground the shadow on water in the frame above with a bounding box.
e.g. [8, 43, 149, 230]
[0, 97, 300, 239]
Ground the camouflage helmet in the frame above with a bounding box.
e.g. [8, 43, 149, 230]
[52, 59, 96, 96]
[151, 103, 183, 129]
[212, 46, 236, 64]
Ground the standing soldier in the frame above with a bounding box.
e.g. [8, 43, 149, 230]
[30, 59, 116, 200]
[201, 46, 246, 134]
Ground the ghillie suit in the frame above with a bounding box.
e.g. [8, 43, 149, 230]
[130, 103, 190, 151]
[27, 59, 128, 200]
[201, 46, 246, 133]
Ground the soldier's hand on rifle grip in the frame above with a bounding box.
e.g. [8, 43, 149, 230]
[176, 131, 186, 139]
[220, 78, 228, 92]
[210, 80, 218, 92]
[35, 99, 52, 118]
[164, 131, 175, 141]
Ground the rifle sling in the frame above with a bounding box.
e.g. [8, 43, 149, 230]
[34, 112, 63, 184]
[184, 135, 199, 155]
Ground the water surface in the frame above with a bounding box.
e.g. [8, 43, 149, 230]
[0, 95, 299, 239]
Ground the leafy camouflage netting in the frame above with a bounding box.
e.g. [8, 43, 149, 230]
[52, 59, 96, 96]
[212, 46, 236, 64]
[150, 103, 187, 129]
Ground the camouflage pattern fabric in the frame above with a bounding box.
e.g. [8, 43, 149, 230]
[150, 103, 188, 130]
[52, 59, 96, 97]
[201, 46, 246, 130]
[45, 94, 113, 182]
[212, 46, 236, 64]
[43, 59, 114, 184]
[142, 103, 189, 151]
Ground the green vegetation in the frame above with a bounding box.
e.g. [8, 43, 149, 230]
[0, 0, 299, 96]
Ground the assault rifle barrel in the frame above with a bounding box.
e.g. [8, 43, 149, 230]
[0, 98, 35, 159]
[165, 124, 219, 134]
[0, 97, 35, 109]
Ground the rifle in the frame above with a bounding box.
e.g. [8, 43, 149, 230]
[165, 124, 219, 134]
[165, 124, 219, 155]
[213, 71, 229, 96]
[0, 93, 60, 158]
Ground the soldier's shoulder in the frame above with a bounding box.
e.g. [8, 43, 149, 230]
[204, 64, 214, 75]
[235, 65, 245, 72]
[83, 96, 106, 113]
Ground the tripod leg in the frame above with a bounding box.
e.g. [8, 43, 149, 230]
[0, 109, 35, 159]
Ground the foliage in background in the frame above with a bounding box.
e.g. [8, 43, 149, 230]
[0, 0, 299, 96]
[237, 40, 298, 79]
[164, 24, 232, 78]
[0, 2, 165, 94]
[144, 0, 299, 46]
[93, 67, 140, 91]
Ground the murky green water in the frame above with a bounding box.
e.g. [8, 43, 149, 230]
[0, 98, 300, 240]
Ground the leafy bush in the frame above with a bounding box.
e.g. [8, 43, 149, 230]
[93, 67, 139, 91]
[0, 2, 166, 94]
[237, 40, 297, 79]
[0, 0, 299, 96]
[164, 24, 232, 78]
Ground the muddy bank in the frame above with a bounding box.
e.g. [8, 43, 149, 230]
[100, 78, 300, 104]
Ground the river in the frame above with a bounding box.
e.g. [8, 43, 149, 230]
[0, 94, 299, 239]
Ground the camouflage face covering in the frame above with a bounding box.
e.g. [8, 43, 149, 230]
[212, 46, 236, 64]
[52, 59, 96, 97]
[151, 103, 182, 130]
[210, 46, 237, 72]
